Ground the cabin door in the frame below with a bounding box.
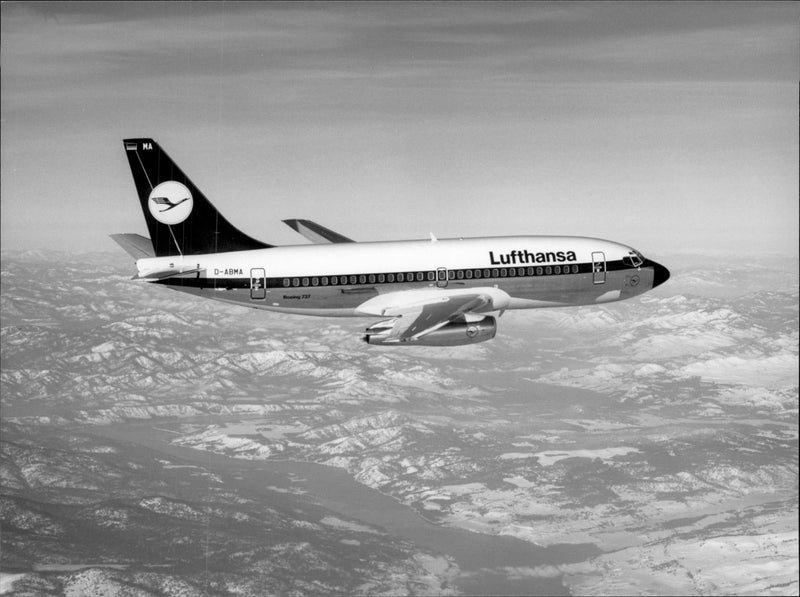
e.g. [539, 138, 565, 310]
[437, 267, 448, 288]
[250, 268, 266, 299]
[592, 252, 606, 284]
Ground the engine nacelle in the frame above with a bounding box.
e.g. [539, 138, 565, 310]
[364, 316, 497, 346]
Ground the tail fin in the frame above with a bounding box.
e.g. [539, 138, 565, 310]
[123, 138, 272, 257]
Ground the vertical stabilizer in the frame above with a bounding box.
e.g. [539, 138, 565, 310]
[123, 138, 271, 257]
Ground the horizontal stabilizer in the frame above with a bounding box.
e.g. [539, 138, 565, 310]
[282, 219, 354, 244]
[110, 233, 155, 259]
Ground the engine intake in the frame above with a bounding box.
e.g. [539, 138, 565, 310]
[364, 316, 497, 346]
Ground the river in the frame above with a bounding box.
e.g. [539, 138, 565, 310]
[90, 421, 599, 596]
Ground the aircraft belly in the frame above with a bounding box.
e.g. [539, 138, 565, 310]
[503, 271, 630, 307]
[263, 285, 372, 315]
[163, 284, 369, 316]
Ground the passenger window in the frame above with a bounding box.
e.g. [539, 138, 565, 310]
[332, 276, 338, 285]
[475, 270, 482, 279]
[554, 266, 561, 274]
[519, 267, 525, 276]
[572, 265, 578, 274]
[448, 270, 455, 280]
[293, 278, 300, 286]
[388, 273, 395, 282]
[457, 270, 464, 279]
[378, 274, 385, 283]
[483, 269, 490, 278]
[312, 277, 319, 286]
[545, 267, 551, 275]
[349, 275, 357, 284]
[322, 277, 328, 285]
[359, 275, 366, 284]
[508, 268, 515, 277]
[398, 273, 404, 282]
[302, 277, 309, 286]
[283, 278, 290, 287]
[500, 268, 507, 277]
[368, 274, 375, 284]
[465, 270, 472, 279]
[418, 272, 426, 281]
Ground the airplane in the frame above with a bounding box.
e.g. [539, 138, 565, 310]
[112, 138, 670, 346]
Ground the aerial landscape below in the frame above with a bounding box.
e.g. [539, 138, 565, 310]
[1, 249, 797, 595]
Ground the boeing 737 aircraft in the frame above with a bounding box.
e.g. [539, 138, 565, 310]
[112, 138, 669, 346]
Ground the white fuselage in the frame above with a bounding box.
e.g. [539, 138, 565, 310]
[138, 235, 657, 316]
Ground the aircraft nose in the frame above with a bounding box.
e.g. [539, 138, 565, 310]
[650, 260, 670, 288]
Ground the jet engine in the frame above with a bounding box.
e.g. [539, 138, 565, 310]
[363, 316, 497, 346]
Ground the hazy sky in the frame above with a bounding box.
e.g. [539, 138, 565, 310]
[1, 2, 797, 256]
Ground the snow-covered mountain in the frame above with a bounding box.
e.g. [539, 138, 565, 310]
[1, 250, 797, 595]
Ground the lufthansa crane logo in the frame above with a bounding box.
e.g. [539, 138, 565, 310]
[148, 181, 193, 225]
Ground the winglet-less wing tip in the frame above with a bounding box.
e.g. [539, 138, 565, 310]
[282, 219, 355, 244]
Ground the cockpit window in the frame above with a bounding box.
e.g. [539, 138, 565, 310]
[623, 251, 643, 268]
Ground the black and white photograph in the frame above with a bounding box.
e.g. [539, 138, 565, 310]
[1, 2, 797, 595]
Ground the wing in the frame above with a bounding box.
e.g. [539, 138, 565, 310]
[357, 287, 510, 343]
[282, 219, 355, 244]
[390, 294, 491, 341]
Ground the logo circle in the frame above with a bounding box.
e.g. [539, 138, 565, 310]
[466, 325, 479, 338]
[148, 181, 193, 225]
[630, 275, 640, 287]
